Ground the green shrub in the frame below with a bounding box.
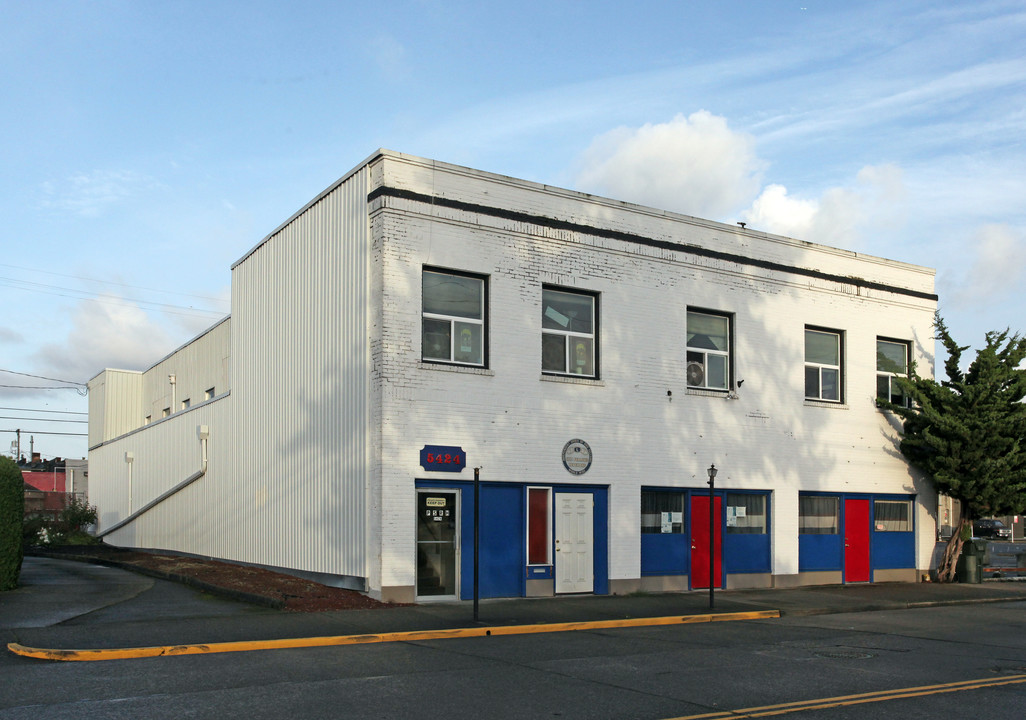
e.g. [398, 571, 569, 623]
[0, 456, 25, 590]
[25, 497, 100, 547]
[59, 496, 98, 534]
[22, 515, 47, 547]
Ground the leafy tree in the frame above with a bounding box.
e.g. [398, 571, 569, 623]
[0, 456, 25, 590]
[881, 315, 1026, 582]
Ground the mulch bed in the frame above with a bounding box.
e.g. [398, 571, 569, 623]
[33, 544, 405, 612]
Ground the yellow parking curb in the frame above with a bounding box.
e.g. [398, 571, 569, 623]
[7, 609, 779, 662]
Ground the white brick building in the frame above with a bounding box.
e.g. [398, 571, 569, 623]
[87, 150, 938, 602]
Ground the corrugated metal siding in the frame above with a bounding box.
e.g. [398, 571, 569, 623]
[86, 369, 142, 446]
[226, 165, 371, 578]
[92, 398, 226, 551]
[141, 318, 230, 419]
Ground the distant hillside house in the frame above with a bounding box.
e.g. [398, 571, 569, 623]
[88, 150, 938, 602]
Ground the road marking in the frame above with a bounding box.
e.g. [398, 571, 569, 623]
[7, 609, 779, 662]
[668, 673, 1026, 719]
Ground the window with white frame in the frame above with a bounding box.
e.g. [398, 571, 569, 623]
[805, 327, 843, 402]
[687, 310, 731, 390]
[542, 287, 597, 377]
[422, 268, 486, 366]
[877, 338, 910, 407]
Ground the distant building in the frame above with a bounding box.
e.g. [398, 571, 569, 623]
[88, 150, 938, 602]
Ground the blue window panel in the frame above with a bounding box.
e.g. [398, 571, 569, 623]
[799, 534, 843, 572]
[724, 534, 771, 573]
[641, 533, 689, 576]
[871, 532, 914, 569]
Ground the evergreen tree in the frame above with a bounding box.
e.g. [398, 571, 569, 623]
[0, 456, 25, 590]
[881, 315, 1026, 582]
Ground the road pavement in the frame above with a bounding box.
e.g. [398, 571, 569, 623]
[6, 556, 1026, 658]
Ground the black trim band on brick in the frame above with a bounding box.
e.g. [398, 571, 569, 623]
[367, 185, 938, 302]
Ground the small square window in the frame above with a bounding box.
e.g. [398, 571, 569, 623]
[162, 407, 170, 418]
[542, 287, 597, 377]
[422, 268, 487, 366]
[205, 387, 215, 401]
[181, 398, 190, 410]
[805, 328, 843, 402]
[687, 310, 731, 390]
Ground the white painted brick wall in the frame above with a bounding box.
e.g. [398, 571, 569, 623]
[372, 153, 937, 589]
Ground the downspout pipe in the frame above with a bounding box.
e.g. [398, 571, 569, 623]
[99, 425, 209, 539]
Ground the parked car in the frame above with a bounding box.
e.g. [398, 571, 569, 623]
[973, 518, 1012, 540]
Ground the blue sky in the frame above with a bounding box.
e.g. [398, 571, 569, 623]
[2, 0, 1024, 461]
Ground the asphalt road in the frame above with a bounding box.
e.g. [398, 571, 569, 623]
[4, 558, 1026, 719]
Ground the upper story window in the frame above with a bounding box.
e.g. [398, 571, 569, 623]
[181, 398, 190, 411]
[805, 327, 843, 402]
[877, 338, 910, 407]
[422, 268, 486, 367]
[542, 287, 597, 377]
[687, 310, 731, 390]
[205, 387, 215, 401]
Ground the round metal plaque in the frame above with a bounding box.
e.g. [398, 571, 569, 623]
[561, 439, 593, 476]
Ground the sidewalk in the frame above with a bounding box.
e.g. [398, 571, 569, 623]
[6, 556, 1026, 660]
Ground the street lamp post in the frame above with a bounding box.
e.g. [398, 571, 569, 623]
[707, 463, 718, 609]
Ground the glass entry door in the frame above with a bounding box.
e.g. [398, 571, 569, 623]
[417, 490, 459, 599]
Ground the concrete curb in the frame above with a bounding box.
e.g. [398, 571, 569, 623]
[7, 609, 781, 662]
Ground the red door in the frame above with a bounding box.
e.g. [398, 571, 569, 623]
[691, 495, 723, 589]
[844, 499, 871, 582]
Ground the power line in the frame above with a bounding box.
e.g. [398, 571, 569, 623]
[0, 384, 84, 391]
[0, 368, 86, 386]
[0, 262, 229, 306]
[0, 406, 87, 415]
[0, 416, 87, 424]
[0, 277, 228, 321]
[1, 429, 87, 437]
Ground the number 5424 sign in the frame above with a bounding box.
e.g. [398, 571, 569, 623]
[419, 445, 466, 473]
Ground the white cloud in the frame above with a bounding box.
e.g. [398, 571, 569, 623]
[368, 34, 409, 80]
[33, 296, 176, 383]
[945, 223, 1026, 306]
[39, 170, 159, 217]
[573, 111, 765, 218]
[742, 163, 907, 250]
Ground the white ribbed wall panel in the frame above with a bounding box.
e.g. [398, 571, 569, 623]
[87, 369, 142, 447]
[141, 317, 230, 421]
[226, 165, 372, 580]
[91, 398, 226, 552]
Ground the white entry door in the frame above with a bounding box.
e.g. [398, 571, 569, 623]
[555, 492, 594, 593]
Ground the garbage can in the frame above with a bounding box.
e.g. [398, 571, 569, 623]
[957, 540, 986, 583]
